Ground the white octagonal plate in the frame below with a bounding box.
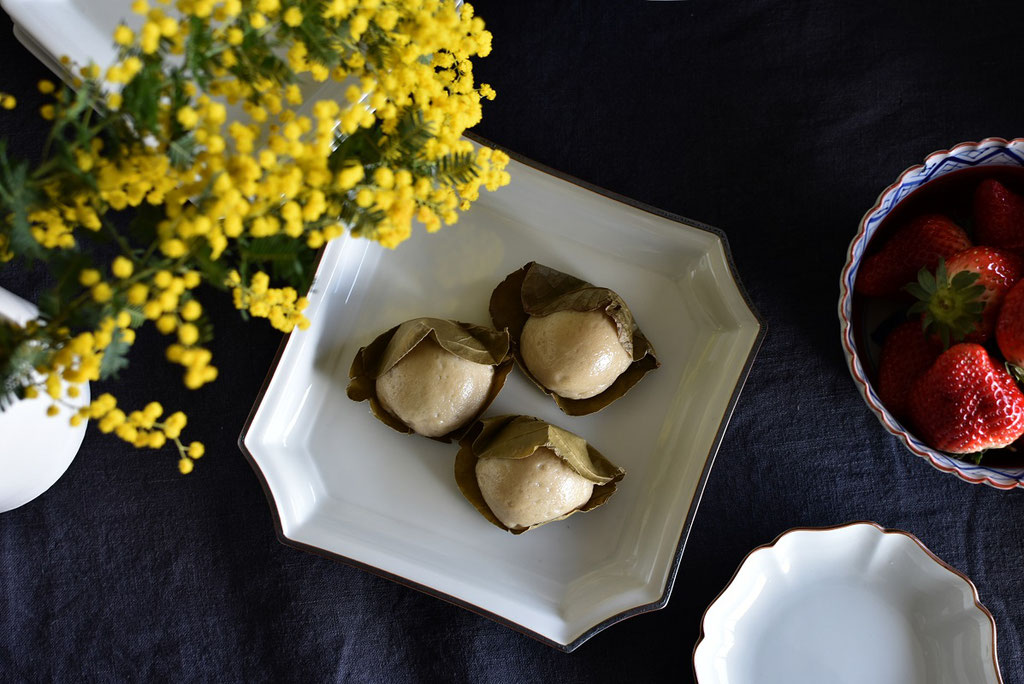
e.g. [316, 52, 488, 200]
[240, 142, 763, 650]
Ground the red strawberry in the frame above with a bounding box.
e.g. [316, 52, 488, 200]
[946, 247, 1024, 340]
[997, 279, 1024, 367]
[855, 214, 971, 297]
[975, 179, 1024, 254]
[908, 247, 1024, 345]
[907, 343, 1024, 453]
[876, 321, 942, 420]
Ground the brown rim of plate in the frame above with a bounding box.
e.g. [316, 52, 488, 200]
[237, 132, 767, 653]
[690, 520, 1003, 683]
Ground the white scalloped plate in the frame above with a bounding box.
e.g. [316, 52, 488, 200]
[0, 288, 89, 513]
[694, 522, 1001, 683]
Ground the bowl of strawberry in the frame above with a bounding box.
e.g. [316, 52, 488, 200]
[841, 137, 1024, 489]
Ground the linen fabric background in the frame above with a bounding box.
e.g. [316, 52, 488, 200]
[2, 1, 1024, 681]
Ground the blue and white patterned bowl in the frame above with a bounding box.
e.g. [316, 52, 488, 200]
[840, 137, 1024, 490]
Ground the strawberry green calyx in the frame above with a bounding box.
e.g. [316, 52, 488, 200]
[905, 260, 985, 349]
[1006, 362, 1024, 386]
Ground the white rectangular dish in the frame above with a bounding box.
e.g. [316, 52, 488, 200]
[240, 144, 763, 649]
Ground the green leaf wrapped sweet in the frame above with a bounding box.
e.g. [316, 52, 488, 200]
[489, 262, 659, 415]
[347, 318, 513, 442]
[454, 415, 626, 534]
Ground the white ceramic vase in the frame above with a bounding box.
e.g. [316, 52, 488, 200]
[0, 287, 89, 513]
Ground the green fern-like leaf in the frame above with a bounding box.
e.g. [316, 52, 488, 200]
[240, 235, 317, 291]
[98, 327, 131, 380]
[330, 122, 384, 169]
[0, 143, 46, 262]
[386, 109, 435, 160]
[284, 10, 339, 67]
[241, 235, 305, 261]
[168, 133, 198, 169]
[185, 15, 214, 89]
[0, 325, 53, 412]
[120, 59, 164, 134]
[414, 151, 478, 185]
[193, 243, 232, 290]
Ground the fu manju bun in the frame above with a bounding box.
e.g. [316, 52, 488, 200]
[376, 336, 494, 437]
[347, 318, 513, 441]
[520, 310, 633, 400]
[454, 415, 625, 534]
[475, 446, 595, 529]
[489, 262, 659, 415]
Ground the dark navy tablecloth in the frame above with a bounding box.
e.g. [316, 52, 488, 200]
[2, 1, 1023, 681]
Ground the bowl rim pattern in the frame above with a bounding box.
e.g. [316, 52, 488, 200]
[839, 137, 1024, 489]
